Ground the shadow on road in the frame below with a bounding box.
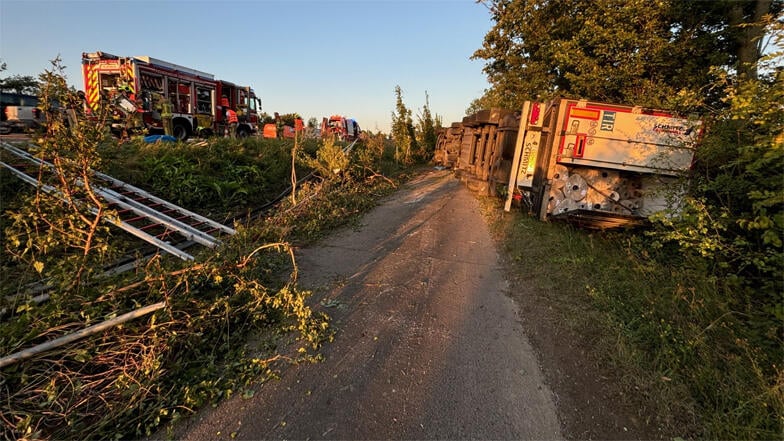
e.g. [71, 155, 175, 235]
[172, 169, 563, 440]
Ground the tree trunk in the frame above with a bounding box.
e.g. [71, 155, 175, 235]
[729, 0, 773, 79]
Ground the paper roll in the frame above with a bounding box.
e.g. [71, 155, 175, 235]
[585, 189, 607, 209]
[612, 202, 632, 215]
[577, 168, 600, 182]
[554, 197, 576, 214]
[564, 174, 588, 202]
[590, 170, 621, 193]
[616, 199, 640, 214]
[548, 188, 565, 213]
[552, 165, 569, 181]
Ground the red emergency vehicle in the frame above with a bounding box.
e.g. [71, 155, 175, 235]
[321, 115, 361, 141]
[81, 51, 260, 140]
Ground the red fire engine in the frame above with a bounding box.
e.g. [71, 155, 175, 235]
[81, 51, 260, 140]
[321, 115, 361, 141]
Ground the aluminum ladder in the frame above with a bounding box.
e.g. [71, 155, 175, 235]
[1, 141, 235, 260]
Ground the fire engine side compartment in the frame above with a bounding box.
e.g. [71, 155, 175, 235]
[81, 51, 259, 139]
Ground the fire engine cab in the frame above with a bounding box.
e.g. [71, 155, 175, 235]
[81, 51, 261, 140]
[321, 115, 361, 141]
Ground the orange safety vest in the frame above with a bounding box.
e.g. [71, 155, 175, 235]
[227, 109, 238, 124]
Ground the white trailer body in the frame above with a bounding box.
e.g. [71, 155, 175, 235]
[505, 99, 702, 228]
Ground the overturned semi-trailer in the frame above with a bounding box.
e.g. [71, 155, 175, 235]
[435, 98, 702, 229]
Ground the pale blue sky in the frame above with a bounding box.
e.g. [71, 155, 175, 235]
[0, 0, 492, 132]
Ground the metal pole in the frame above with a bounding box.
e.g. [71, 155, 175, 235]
[0, 302, 166, 369]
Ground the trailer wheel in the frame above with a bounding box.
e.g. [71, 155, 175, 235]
[172, 122, 190, 141]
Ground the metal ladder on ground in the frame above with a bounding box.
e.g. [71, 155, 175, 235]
[0, 141, 235, 260]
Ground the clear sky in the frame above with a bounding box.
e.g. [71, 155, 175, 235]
[0, 0, 493, 133]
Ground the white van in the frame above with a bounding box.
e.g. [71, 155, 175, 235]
[1, 92, 42, 133]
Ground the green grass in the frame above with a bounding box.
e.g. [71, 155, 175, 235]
[481, 197, 783, 440]
[97, 137, 320, 217]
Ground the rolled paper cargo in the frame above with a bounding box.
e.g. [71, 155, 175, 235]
[554, 197, 576, 214]
[553, 164, 569, 181]
[577, 167, 600, 182]
[585, 189, 607, 207]
[564, 174, 588, 202]
[616, 199, 638, 214]
[548, 188, 566, 213]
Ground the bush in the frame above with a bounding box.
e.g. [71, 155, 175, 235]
[643, 28, 783, 438]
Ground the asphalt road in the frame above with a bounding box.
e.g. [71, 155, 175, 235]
[173, 169, 563, 440]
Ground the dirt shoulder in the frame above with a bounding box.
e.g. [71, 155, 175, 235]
[482, 198, 667, 440]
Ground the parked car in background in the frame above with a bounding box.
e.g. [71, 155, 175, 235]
[1, 92, 43, 134]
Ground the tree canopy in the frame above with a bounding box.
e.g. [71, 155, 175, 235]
[391, 85, 418, 163]
[471, 0, 780, 111]
[0, 74, 40, 95]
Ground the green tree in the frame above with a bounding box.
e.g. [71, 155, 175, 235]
[726, 0, 777, 79]
[0, 73, 40, 95]
[278, 113, 301, 127]
[390, 85, 417, 164]
[6, 56, 114, 289]
[472, 0, 780, 110]
[466, 87, 510, 115]
[1, 74, 40, 95]
[647, 25, 783, 436]
[416, 91, 438, 160]
[258, 112, 274, 125]
[654, 17, 783, 309]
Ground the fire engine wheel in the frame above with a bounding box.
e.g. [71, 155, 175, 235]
[172, 122, 190, 141]
[236, 127, 250, 138]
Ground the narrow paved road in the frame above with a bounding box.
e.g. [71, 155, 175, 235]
[174, 169, 563, 440]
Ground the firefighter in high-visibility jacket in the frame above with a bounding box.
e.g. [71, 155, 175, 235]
[161, 100, 173, 136]
[226, 108, 239, 138]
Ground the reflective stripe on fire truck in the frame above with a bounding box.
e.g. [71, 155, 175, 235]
[122, 62, 135, 94]
[85, 64, 100, 111]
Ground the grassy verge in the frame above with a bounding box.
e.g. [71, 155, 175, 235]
[480, 197, 782, 440]
[97, 137, 323, 218]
